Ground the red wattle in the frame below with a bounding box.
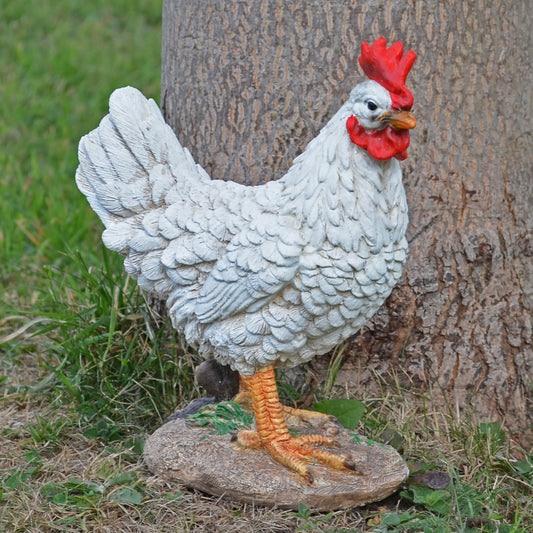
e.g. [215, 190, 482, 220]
[346, 115, 410, 161]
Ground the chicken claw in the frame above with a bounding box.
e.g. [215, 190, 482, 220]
[234, 365, 360, 481]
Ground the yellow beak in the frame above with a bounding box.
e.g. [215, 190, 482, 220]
[379, 110, 416, 130]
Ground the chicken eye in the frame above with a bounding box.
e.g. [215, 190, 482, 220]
[367, 100, 378, 111]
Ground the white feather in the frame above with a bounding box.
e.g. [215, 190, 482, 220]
[76, 82, 409, 376]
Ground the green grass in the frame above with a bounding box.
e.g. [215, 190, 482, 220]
[0, 1, 532, 531]
[0, 0, 161, 301]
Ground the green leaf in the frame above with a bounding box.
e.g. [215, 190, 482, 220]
[402, 485, 452, 515]
[4, 472, 28, 490]
[164, 491, 183, 502]
[512, 457, 533, 480]
[311, 399, 365, 430]
[105, 471, 137, 487]
[83, 419, 122, 441]
[63, 478, 104, 494]
[52, 492, 69, 505]
[380, 428, 405, 451]
[109, 487, 142, 505]
[382, 511, 421, 526]
[478, 421, 506, 447]
[41, 479, 104, 509]
[187, 401, 254, 435]
[297, 502, 311, 519]
[24, 449, 42, 464]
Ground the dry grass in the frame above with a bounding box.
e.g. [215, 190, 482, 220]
[1, 325, 531, 532]
[0, 397, 306, 532]
[1, 247, 530, 533]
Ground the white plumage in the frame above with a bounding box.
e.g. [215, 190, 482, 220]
[76, 78, 410, 376]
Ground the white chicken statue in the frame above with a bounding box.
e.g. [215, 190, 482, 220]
[76, 37, 416, 481]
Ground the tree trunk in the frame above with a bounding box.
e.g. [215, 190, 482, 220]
[161, 0, 532, 445]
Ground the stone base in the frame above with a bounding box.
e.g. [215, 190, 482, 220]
[144, 407, 409, 510]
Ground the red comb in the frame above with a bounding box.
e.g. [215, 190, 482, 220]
[359, 37, 416, 110]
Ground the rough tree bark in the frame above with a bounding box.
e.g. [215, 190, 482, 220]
[161, 1, 532, 445]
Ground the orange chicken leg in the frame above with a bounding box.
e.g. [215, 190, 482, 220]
[233, 365, 359, 481]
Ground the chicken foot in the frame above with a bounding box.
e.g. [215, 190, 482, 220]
[232, 365, 359, 482]
[233, 378, 339, 429]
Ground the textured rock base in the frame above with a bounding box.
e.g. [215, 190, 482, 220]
[144, 412, 409, 510]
